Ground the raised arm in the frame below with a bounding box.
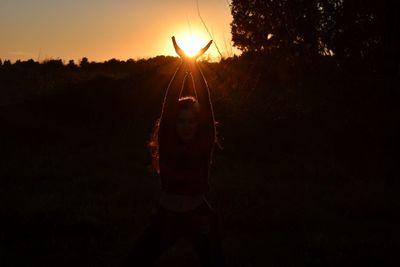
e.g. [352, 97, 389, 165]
[188, 62, 215, 141]
[160, 36, 215, 144]
[159, 61, 187, 119]
[160, 36, 208, 122]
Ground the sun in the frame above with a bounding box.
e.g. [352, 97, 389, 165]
[177, 35, 207, 57]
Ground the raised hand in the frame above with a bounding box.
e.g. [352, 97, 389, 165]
[172, 36, 213, 61]
[193, 39, 213, 59]
[172, 36, 187, 60]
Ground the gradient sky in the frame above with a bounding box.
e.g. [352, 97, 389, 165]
[0, 0, 239, 62]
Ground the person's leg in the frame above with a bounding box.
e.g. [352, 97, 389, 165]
[189, 203, 225, 267]
[123, 208, 181, 266]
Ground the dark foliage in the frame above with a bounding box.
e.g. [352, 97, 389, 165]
[230, 0, 400, 74]
[0, 55, 398, 266]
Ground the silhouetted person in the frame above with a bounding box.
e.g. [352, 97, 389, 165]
[123, 37, 224, 266]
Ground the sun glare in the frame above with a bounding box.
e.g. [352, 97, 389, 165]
[178, 35, 207, 57]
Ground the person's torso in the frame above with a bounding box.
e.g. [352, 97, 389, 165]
[159, 191, 206, 212]
[159, 139, 212, 195]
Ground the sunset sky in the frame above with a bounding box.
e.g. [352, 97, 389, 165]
[0, 0, 239, 63]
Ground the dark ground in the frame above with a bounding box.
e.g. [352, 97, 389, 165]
[0, 57, 399, 266]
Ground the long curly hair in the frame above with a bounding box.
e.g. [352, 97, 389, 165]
[148, 96, 200, 175]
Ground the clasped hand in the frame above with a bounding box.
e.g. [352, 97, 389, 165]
[172, 36, 212, 63]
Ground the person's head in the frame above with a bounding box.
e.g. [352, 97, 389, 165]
[176, 96, 200, 143]
[148, 96, 201, 174]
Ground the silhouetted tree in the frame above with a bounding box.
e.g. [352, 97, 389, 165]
[13, 59, 38, 71]
[67, 59, 77, 70]
[230, 0, 400, 73]
[319, 0, 400, 72]
[80, 57, 89, 68]
[3, 60, 12, 68]
[42, 59, 64, 72]
[68, 59, 75, 67]
[318, 1, 378, 59]
[230, 0, 320, 60]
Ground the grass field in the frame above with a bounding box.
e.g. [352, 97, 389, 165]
[1, 58, 398, 266]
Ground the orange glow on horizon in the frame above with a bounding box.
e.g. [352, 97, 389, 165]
[1, 2, 238, 62]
